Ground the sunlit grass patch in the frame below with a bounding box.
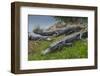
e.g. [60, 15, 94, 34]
[28, 39, 88, 60]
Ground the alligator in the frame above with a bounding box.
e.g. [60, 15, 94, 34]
[42, 31, 87, 55]
[34, 26, 85, 36]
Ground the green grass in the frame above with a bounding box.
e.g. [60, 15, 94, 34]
[28, 37, 88, 60]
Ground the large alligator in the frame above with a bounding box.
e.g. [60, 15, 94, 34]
[34, 26, 85, 36]
[29, 26, 86, 41]
[42, 31, 87, 55]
